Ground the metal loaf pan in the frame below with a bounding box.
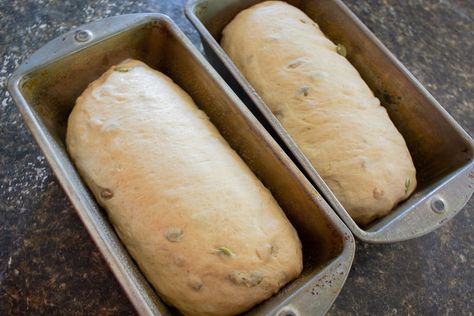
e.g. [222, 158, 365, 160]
[8, 14, 355, 316]
[185, 0, 474, 243]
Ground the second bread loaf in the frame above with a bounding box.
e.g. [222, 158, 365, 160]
[221, 1, 417, 225]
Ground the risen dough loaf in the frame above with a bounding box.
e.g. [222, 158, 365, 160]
[66, 59, 302, 316]
[221, 1, 417, 225]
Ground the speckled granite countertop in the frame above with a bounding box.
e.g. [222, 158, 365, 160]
[1, 0, 472, 315]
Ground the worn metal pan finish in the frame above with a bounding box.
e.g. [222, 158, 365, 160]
[8, 13, 355, 316]
[185, 0, 474, 243]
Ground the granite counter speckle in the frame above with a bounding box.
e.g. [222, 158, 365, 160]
[0, 0, 472, 315]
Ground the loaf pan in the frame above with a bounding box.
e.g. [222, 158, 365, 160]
[8, 13, 355, 316]
[185, 0, 474, 243]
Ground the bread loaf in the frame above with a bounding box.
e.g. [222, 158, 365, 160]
[221, 1, 417, 225]
[66, 59, 302, 316]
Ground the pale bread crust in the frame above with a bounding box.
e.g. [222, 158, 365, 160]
[221, 1, 417, 225]
[66, 59, 302, 316]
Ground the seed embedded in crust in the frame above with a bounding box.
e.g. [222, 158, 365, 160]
[249, 272, 264, 286]
[214, 246, 235, 257]
[187, 275, 203, 291]
[287, 59, 304, 69]
[174, 255, 186, 267]
[360, 157, 369, 169]
[298, 86, 310, 97]
[404, 178, 411, 195]
[100, 189, 114, 200]
[165, 228, 184, 242]
[113, 66, 131, 72]
[229, 271, 264, 287]
[273, 109, 284, 120]
[373, 188, 384, 200]
[336, 44, 347, 57]
[256, 244, 276, 261]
